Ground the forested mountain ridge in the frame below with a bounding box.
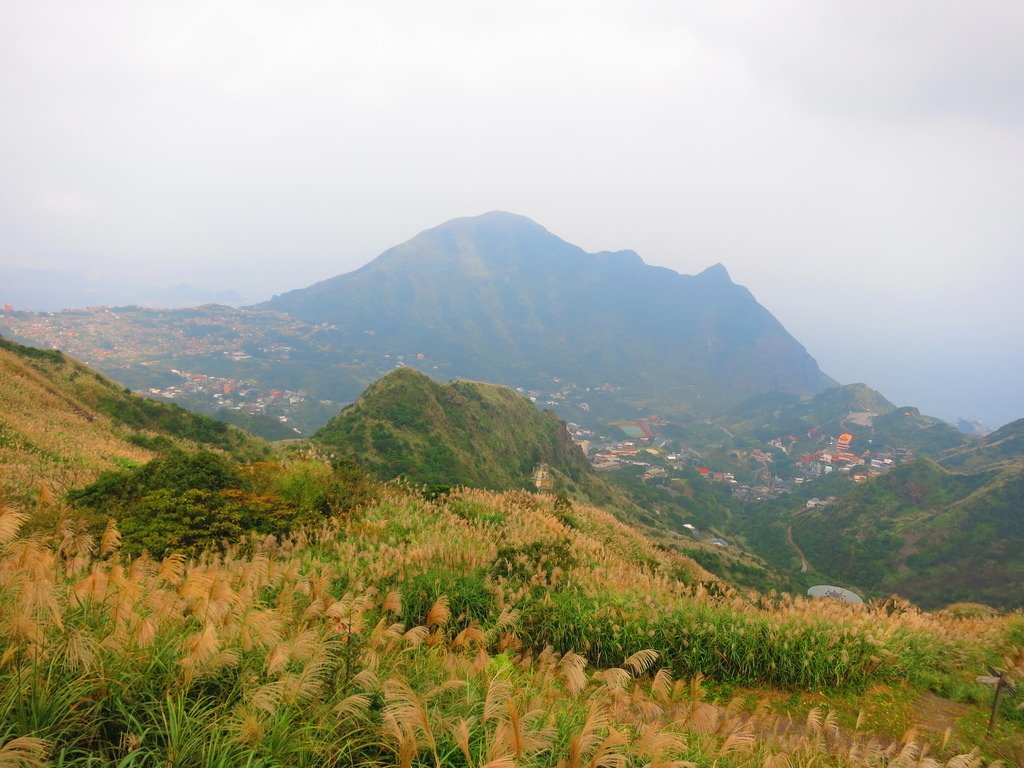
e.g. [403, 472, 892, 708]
[261, 211, 835, 417]
[719, 382, 969, 456]
[742, 456, 1024, 610]
[940, 417, 1024, 471]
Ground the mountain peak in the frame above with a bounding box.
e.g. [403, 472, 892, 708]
[260, 215, 833, 415]
[430, 210, 549, 236]
[696, 263, 733, 283]
[316, 369, 590, 489]
[594, 249, 645, 267]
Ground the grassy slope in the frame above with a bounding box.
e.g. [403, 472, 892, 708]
[748, 458, 1024, 609]
[721, 383, 894, 438]
[315, 367, 592, 490]
[1, 485, 1020, 766]
[1, 344, 1022, 764]
[0, 336, 268, 507]
[941, 417, 1024, 471]
[0, 339, 153, 505]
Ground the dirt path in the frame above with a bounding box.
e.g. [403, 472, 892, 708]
[786, 525, 809, 572]
[910, 692, 971, 736]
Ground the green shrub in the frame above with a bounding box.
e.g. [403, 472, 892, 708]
[401, 567, 496, 631]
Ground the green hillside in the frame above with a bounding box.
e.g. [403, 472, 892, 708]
[0, 335, 267, 508]
[866, 407, 969, 456]
[718, 383, 890, 440]
[941, 417, 1024, 471]
[745, 458, 1024, 609]
[316, 367, 592, 490]
[720, 383, 967, 456]
[261, 212, 835, 417]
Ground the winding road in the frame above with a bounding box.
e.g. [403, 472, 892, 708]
[786, 525, 810, 573]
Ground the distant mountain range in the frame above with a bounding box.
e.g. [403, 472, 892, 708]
[260, 212, 835, 418]
[0, 266, 245, 311]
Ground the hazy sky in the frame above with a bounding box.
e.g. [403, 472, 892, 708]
[1, 1, 1022, 427]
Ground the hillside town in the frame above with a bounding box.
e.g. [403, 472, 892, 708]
[146, 369, 328, 435]
[0, 305, 313, 362]
[2, 306, 927, 492]
[566, 411, 917, 504]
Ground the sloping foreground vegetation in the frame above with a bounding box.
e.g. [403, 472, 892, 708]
[1, 484, 1021, 766]
[0, 336, 268, 510]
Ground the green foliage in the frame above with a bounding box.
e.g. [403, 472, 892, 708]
[117, 488, 244, 557]
[684, 547, 783, 594]
[401, 567, 496, 631]
[69, 449, 242, 508]
[127, 432, 175, 452]
[274, 456, 379, 516]
[1008, 618, 1024, 646]
[0, 335, 65, 363]
[316, 368, 592, 492]
[519, 585, 960, 691]
[494, 538, 576, 582]
[116, 487, 309, 558]
[96, 394, 267, 460]
[67, 449, 326, 556]
[447, 498, 506, 526]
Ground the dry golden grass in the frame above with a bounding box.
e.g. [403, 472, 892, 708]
[0, 484, 1019, 765]
[0, 348, 153, 505]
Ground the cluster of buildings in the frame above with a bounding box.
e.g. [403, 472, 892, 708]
[148, 369, 327, 430]
[563, 409, 922, 507]
[793, 431, 911, 482]
[565, 419, 676, 474]
[515, 380, 594, 412]
[0, 306, 310, 364]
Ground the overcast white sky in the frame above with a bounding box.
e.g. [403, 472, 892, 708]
[1, 1, 1022, 426]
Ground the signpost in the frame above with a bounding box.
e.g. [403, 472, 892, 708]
[976, 666, 1016, 732]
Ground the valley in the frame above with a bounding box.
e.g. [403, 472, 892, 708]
[4, 4, 1022, 764]
[2, 213, 1019, 615]
[1, 214, 1022, 765]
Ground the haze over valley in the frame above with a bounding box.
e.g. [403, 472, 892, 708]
[2, 4, 1024, 764]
